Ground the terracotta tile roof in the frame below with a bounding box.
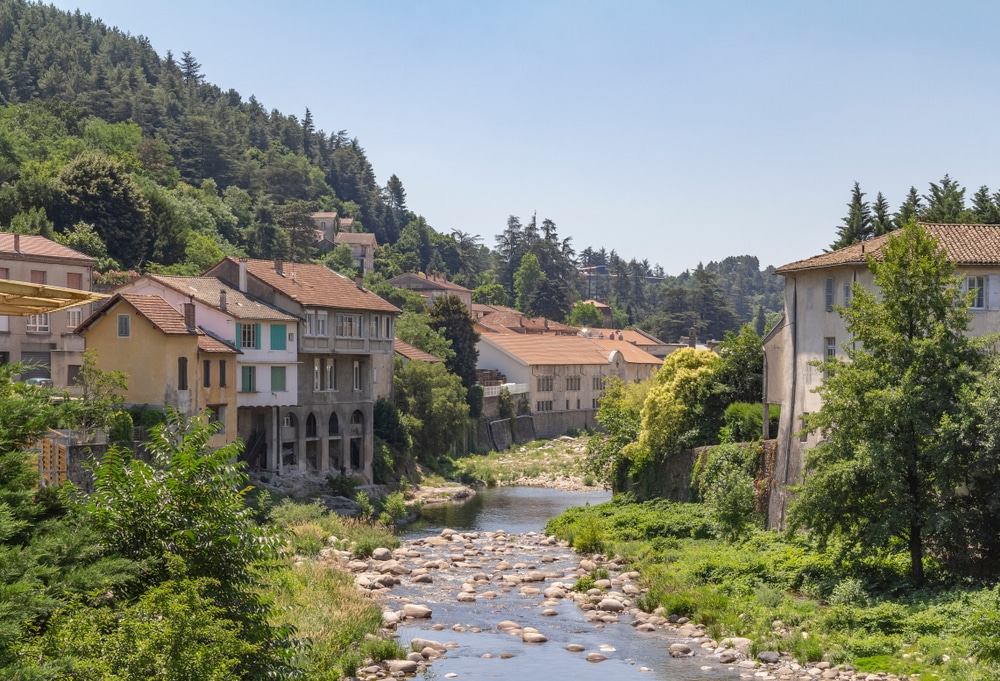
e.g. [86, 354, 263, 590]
[147, 275, 297, 322]
[334, 232, 377, 247]
[580, 299, 612, 310]
[0, 233, 95, 264]
[310, 212, 338, 219]
[198, 332, 239, 354]
[394, 339, 442, 363]
[388, 272, 472, 294]
[121, 293, 192, 334]
[590, 339, 664, 365]
[481, 333, 658, 366]
[340, 217, 355, 228]
[776, 223, 1000, 274]
[478, 310, 578, 335]
[238, 258, 399, 313]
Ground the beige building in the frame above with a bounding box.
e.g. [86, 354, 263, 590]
[0, 233, 96, 387]
[333, 232, 377, 274]
[477, 333, 662, 438]
[388, 272, 473, 313]
[764, 222, 1000, 528]
[205, 257, 399, 482]
[76, 293, 239, 448]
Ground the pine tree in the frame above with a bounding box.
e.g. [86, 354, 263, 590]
[872, 191, 893, 236]
[971, 185, 1000, 224]
[894, 186, 923, 229]
[830, 181, 872, 250]
[922, 174, 968, 223]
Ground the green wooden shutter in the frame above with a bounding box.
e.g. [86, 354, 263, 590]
[270, 324, 286, 351]
[254, 323, 261, 349]
[235, 322, 242, 348]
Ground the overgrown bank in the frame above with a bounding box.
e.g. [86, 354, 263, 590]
[546, 498, 1000, 681]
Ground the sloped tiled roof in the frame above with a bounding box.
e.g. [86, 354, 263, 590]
[334, 232, 377, 247]
[237, 258, 399, 313]
[0, 233, 95, 264]
[121, 294, 192, 334]
[394, 339, 442, 363]
[481, 333, 659, 367]
[580, 299, 612, 310]
[776, 223, 1000, 274]
[478, 310, 578, 335]
[590, 339, 664, 365]
[147, 275, 297, 321]
[198, 333, 239, 354]
[388, 272, 472, 294]
[310, 211, 338, 219]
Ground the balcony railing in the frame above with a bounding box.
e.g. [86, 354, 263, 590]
[483, 383, 528, 398]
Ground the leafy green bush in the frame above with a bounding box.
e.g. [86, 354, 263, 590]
[381, 491, 408, 522]
[842, 632, 900, 658]
[573, 515, 606, 554]
[327, 473, 359, 498]
[573, 576, 596, 592]
[968, 586, 1000, 666]
[360, 638, 404, 663]
[355, 491, 374, 521]
[829, 578, 869, 607]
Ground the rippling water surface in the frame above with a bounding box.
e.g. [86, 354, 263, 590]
[394, 486, 742, 681]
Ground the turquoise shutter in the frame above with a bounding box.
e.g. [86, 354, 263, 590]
[270, 324, 286, 351]
[254, 323, 261, 349]
[235, 322, 242, 347]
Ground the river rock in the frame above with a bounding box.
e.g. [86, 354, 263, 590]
[636, 623, 657, 632]
[412, 574, 433, 584]
[520, 586, 541, 596]
[497, 620, 520, 631]
[586, 652, 608, 662]
[540, 608, 558, 616]
[379, 560, 411, 575]
[385, 659, 419, 673]
[669, 643, 692, 657]
[579, 559, 597, 571]
[424, 536, 449, 546]
[495, 561, 513, 571]
[721, 637, 753, 652]
[456, 592, 476, 602]
[403, 604, 433, 619]
[411, 638, 446, 653]
[719, 650, 740, 664]
[347, 560, 369, 572]
[418, 647, 440, 659]
[598, 598, 624, 612]
[522, 631, 548, 643]
[566, 644, 586, 652]
[371, 547, 393, 561]
[524, 571, 547, 582]
[757, 651, 781, 664]
[480, 590, 498, 598]
[594, 579, 612, 589]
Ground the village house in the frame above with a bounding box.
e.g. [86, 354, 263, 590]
[310, 211, 357, 254]
[333, 232, 377, 274]
[76, 293, 238, 448]
[205, 257, 399, 482]
[477, 333, 662, 438]
[109, 275, 300, 469]
[764, 222, 1000, 528]
[0, 234, 96, 387]
[388, 272, 473, 313]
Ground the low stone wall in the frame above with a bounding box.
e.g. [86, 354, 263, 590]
[531, 410, 598, 440]
[487, 419, 514, 451]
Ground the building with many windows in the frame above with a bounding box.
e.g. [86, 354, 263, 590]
[0, 233, 96, 387]
[205, 257, 399, 481]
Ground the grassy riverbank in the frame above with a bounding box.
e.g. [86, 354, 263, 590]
[546, 497, 1000, 681]
[441, 435, 598, 489]
[267, 499, 403, 678]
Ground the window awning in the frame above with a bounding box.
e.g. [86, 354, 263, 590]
[0, 279, 109, 315]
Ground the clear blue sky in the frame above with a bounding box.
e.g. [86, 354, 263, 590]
[56, 1, 1000, 274]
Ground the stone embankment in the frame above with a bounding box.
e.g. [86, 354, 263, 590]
[319, 527, 904, 681]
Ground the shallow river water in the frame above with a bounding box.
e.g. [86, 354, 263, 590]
[384, 487, 743, 681]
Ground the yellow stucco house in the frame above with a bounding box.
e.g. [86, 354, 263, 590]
[77, 293, 238, 447]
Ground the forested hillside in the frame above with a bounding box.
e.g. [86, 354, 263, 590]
[0, 0, 781, 341]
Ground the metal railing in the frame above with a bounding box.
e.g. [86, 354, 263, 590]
[482, 383, 528, 398]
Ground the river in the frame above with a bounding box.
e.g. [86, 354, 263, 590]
[384, 487, 743, 681]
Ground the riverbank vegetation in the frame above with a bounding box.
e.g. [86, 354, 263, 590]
[0, 362, 399, 679]
[547, 498, 999, 680]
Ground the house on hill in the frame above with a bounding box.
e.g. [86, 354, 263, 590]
[765, 222, 1000, 528]
[333, 232, 377, 274]
[388, 272, 473, 313]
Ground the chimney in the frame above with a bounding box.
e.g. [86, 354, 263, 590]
[219, 289, 227, 312]
[355, 272, 363, 290]
[274, 257, 283, 276]
[238, 258, 248, 292]
[13, 234, 19, 253]
[184, 295, 196, 331]
[689, 327, 697, 348]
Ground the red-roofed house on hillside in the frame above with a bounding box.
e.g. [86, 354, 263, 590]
[477, 333, 662, 438]
[333, 232, 377, 274]
[76, 293, 238, 447]
[205, 257, 400, 482]
[388, 272, 473, 313]
[764, 222, 1000, 528]
[0, 233, 97, 387]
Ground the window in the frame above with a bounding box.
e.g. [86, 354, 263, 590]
[566, 376, 581, 391]
[370, 315, 381, 338]
[843, 283, 852, 305]
[67, 364, 81, 385]
[566, 399, 570, 410]
[535, 400, 553, 412]
[353, 360, 361, 391]
[117, 314, 130, 338]
[27, 314, 49, 333]
[307, 311, 328, 336]
[336, 314, 363, 337]
[316, 311, 327, 336]
[327, 359, 336, 390]
[383, 315, 391, 338]
[271, 366, 286, 392]
[825, 337, 836, 378]
[67, 307, 82, 329]
[592, 375, 603, 391]
[968, 276, 986, 309]
[314, 358, 322, 391]
[270, 324, 286, 350]
[178, 357, 188, 391]
[825, 277, 835, 311]
[373, 366, 377, 384]
[0, 316, 7, 332]
[203, 359, 211, 387]
[30, 270, 45, 285]
[219, 360, 227, 387]
[0, 267, 7, 279]
[537, 375, 553, 392]
[208, 406, 226, 433]
[238, 322, 260, 349]
[592, 398, 599, 409]
[240, 365, 257, 392]
[577, 398, 581, 409]
[66, 272, 82, 289]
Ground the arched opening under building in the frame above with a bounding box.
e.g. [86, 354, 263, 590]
[329, 412, 342, 473]
[350, 410, 363, 471]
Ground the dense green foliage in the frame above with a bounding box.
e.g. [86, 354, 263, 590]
[791, 222, 998, 584]
[393, 358, 469, 463]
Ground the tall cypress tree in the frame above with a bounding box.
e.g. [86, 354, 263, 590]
[830, 182, 872, 250]
[872, 191, 893, 236]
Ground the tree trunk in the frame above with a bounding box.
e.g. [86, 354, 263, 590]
[909, 519, 924, 586]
